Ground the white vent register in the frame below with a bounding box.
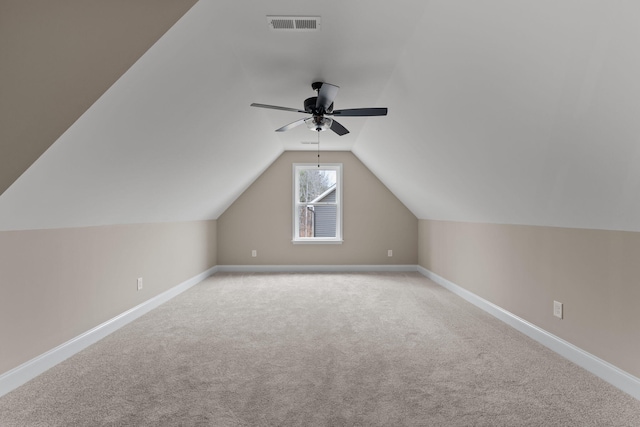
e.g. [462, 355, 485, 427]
[267, 16, 321, 31]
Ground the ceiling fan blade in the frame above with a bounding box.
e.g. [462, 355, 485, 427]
[251, 103, 306, 113]
[330, 119, 349, 136]
[316, 83, 340, 112]
[275, 118, 308, 132]
[331, 107, 388, 117]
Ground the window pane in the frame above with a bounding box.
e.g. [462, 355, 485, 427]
[296, 205, 337, 238]
[298, 169, 337, 202]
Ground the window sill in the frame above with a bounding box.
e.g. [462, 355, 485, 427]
[292, 239, 343, 245]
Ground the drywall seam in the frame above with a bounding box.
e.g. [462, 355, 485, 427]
[417, 265, 640, 401]
[217, 265, 418, 273]
[0, 265, 219, 398]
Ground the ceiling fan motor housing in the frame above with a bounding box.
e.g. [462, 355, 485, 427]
[304, 96, 334, 114]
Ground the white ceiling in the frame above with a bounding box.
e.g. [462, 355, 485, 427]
[2, 0, 640, 231]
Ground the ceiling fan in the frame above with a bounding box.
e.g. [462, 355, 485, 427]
[250, 82, 387, 136]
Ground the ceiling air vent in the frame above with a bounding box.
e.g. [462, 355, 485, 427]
[267, 16, 321, 31]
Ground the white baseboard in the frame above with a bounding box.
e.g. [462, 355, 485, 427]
[417, 265, 640, 401]
[0, 265, 219, 398]
[218, 264, 417, 273]
[217, 264, 418, 273]
[4, 264, 637, 402]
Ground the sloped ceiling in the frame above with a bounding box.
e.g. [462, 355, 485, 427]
[0, 0, 198, 196]
[2, 1, 640, 232]
[356, 1, 640, 231]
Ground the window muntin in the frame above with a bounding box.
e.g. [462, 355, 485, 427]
[293, 163, 342, 243]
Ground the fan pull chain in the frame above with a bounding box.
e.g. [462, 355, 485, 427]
[317, 130, 320, 167]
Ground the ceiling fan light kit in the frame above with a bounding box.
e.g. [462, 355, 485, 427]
[250, 82, 387, 136]
[305, 117, 333, 132]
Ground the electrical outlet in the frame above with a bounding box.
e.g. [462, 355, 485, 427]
[137, 277, 143, 291]
[553, 300, 563, 319]
[251, 250, 257, 257]
[388, 249, 393, 257]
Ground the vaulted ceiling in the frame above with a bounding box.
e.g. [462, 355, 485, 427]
[2, 1, 640, 232]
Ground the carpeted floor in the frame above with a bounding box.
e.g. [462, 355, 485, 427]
[1, 272, 639, 426]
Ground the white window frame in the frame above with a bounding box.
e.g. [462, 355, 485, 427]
[292, 163, 343, 244]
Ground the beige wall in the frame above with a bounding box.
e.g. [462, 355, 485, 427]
[218, 151, 418, 265]
[0, 220, 216, 375]
[418, 219, 640, 378]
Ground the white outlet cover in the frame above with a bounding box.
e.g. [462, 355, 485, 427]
[388, 250, 393, 257]
[137, 277, 143, 290]
[553, 301, 563, 319]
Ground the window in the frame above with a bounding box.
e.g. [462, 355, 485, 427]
[293, 163, 342, 243]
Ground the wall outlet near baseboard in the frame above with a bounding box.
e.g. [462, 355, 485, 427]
[137, 277, 143, 291]
[388, 249, 393, 257]
[553, 300, 563, 319]
[251, 250, 257, 257]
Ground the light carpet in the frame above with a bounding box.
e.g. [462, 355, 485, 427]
[1, 272, 639, 426]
